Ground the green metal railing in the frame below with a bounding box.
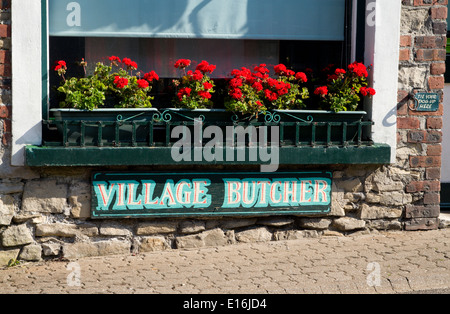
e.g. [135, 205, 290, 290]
[25, 109, 392, 167]
[42, 110, 374, 149]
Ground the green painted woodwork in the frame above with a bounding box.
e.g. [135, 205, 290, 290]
[31, 109, 390, 167]
[25, 144, 391, 167]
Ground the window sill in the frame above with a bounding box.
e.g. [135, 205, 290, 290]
[25, 144, 391, 167]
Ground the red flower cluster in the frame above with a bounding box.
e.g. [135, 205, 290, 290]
[314, 86, 328, 96]
[254, 64, 270, 76]
[114, 76, 129, 89]
[203, 82, 213, 90]
[274, 64, 295, 77]
[252, 81, 263, 92]
[198, 90, 212, 100]
[266, 78, 291, 98]
[108, 56, 121, 64]
[174, 59, 191, 69]
[228, 67, 256, 100]
[53, 60, 67, 72]
[327, 68, 346, 81]
[137, 79, 149, 89]
[108, 56, 142, 73]
[348, 61, 368, 78]
[231, 67, 257, 83]
[122, 58, 138, 70]
[229, 88, 243, 100]
[177, 87, 192, 101]
[295, 72, 308, 83]
[143, 71, 159, 82]
[228, 64, 307, 104]
[196, 60, 216, 74]
[360, 87, 376, 96]
[264, 89, 278, 102]
[173, 59, 216, 106]
[187, 70, 204, 81]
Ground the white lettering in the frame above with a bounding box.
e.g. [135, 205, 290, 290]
[66, 2, 81, 27]
[366, 2, 377, 27]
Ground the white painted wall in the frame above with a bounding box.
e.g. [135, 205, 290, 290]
[364, 0, 401, 164]
[11, 0, 43, 166]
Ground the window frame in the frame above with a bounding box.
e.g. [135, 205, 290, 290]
[12, 0, 400, 166]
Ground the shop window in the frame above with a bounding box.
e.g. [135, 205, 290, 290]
[48, 0, 351, 110]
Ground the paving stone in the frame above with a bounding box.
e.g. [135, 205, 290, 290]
[0, 228, 449, 294]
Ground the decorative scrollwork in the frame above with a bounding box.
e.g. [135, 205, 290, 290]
[153, 109, 205, 123]
[161, 110, 173, 122]
[231, 114, 240, 123]
[264, 112, 281, 123]
[153, 110, 173, 123]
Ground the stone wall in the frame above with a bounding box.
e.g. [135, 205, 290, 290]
[0, 1, 449, 265]
[0, 162, 442, 264]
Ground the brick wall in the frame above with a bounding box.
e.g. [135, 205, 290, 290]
[399, 0, 447, 230]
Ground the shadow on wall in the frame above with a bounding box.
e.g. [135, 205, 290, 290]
[1, 120, 39, 179]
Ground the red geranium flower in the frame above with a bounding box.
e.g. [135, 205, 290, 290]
[348, 62, 368, 78]
[114, 76, 129, 89]
[137, 79, 149, 89]
[274, 64, 287, 75]
[108, 56, 121, 64]
[252, 81, 263, 92]
[187, 70, 203, 81]
[229, 88, 243, 100]
[174, 59, 191, 69]
[264, 89, 278, 102]
[229, 78, 243, 88]
[196, 60, 216, 74]
[295, 72, 308, 83]
[285, 69, 295, 76]
[314, 86, 328, 96]
[177, 87, 192, 101]
[203, 82, 213, 90]
[122, 58, 138, 70]
[198, 90, 212, 100]
[360, 87, 376, 96]
[327, 74, 339, 81]
[144, 71, 159, 82]
[254, 64, 269, 75]
[53, 60, 67, 72]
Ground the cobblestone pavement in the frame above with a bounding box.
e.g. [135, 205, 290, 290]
[1, 228, 449, 294]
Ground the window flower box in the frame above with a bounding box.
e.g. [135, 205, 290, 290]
[48, 107, 370, 148]
[36, 57, 384, 166]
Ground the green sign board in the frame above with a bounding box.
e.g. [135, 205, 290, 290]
[91, 172, 332, 218]
[413, 93, 440, 112]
